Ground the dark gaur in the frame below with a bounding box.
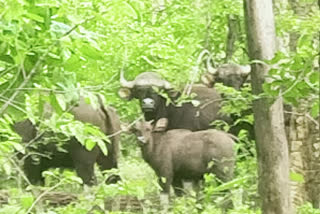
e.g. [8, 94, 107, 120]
[201, 64, 256, 144]
[201, 64, 251, 90]
[13, 97, 121, 185]
[119, 71, 225, 131]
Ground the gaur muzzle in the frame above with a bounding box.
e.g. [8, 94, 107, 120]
[141, 97, 155, 111]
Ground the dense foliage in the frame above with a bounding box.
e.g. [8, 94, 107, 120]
[0, 0, 319, 213]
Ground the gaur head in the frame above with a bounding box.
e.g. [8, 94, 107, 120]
[133, 120, 154, 145]
[119, 71, 177, 117]
[201, 64, 251, 90]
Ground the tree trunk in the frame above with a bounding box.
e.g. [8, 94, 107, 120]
[225, 15, 239, 62]
[244, 1, 292, 213]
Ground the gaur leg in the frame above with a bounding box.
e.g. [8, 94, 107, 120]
[158, 176, 172, 194]
[96, 143, 117, 170]
[212, 161, 234, 210]
[158, 174, 172, 214]
[74, 162, 95, 185]
[69, 138, 99, 185]
[172, 178, 183, 196]
[96, 142, 120, 184]
[24, 157, 44, 185]
[157, 165, 173, 194]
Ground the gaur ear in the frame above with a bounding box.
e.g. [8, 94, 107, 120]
[166, 88, 180, 100]
[201, 73, 215, 87]
[141, 120, 154, 131]
[153, 118, 168, 132]
[118, 88, 133, 100]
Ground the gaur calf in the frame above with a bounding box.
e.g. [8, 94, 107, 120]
[134, 121, 235, 196]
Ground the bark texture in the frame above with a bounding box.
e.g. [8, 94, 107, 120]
[225, 15, 240, 62]
[288, 106, 320, 209]
[244, 1, 292, 213]
[287, 1, 320, 210]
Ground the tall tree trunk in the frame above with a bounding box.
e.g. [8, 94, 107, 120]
[225, 15, 240, 62]
[244, 1, 292, 213]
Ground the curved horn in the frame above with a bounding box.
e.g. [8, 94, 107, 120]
[206, 54, 218, 75]
[208, 66, 218, 75]
[120, 69, 135, 88]
[163, 80, 172, 90]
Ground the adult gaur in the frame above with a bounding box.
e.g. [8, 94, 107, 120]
[119, 71, 227, 131]
[201, 64, 256, 143]
[201, 63, 251, 90]
[201, 63, 292, 141]
[133, 120, 235, 196]
[13, 97, 121, 185]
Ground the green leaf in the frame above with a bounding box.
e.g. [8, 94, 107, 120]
[96, 138, 109, 156]
[20, 194, 34, 209]
[79, 44, 103, 60]
[64, 54, 82, 71]
[309, 71, 319, 85]
[66, 174, 83, 184]
[212, 176, 247, 192]
[24, 12, 44, 23]
[311, 101, 319, 118]
[11, 141, 25, 154]
[297, 34, 311, 49]
[290, 171, 305, 183]
[50, 93, 63, 115]
[3, 162, 12, 175]
[85, 138, 96, 151]
[56, 94, 67, 111]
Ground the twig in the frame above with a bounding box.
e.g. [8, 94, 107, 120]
[7, 157, 32, 186]
[183, 49, 210, 96]
[26, 181, 63, 214]
[0, 97, 26, 113]
[0, 65, 21, 97]
[107, 115, 144, 138]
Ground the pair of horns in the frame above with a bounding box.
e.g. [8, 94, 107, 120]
[120, 70, 172, 89]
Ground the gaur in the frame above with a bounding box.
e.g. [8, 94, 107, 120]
[13, 97, 121, 185]
[119, 71, 226, 131]
[134, 120, 235, 196]
[201, 63, 251, 90]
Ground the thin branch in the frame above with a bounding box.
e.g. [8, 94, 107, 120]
[108, 115, 144, 137]
[26, 181, 63, 214]
[0, 65, 21, 97]
[183, 49, 210, 96]
[7, 157, 32, 186]
[0, 97, 25, 113]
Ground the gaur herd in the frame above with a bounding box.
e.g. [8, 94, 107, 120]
[12, 64, 252, 198]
